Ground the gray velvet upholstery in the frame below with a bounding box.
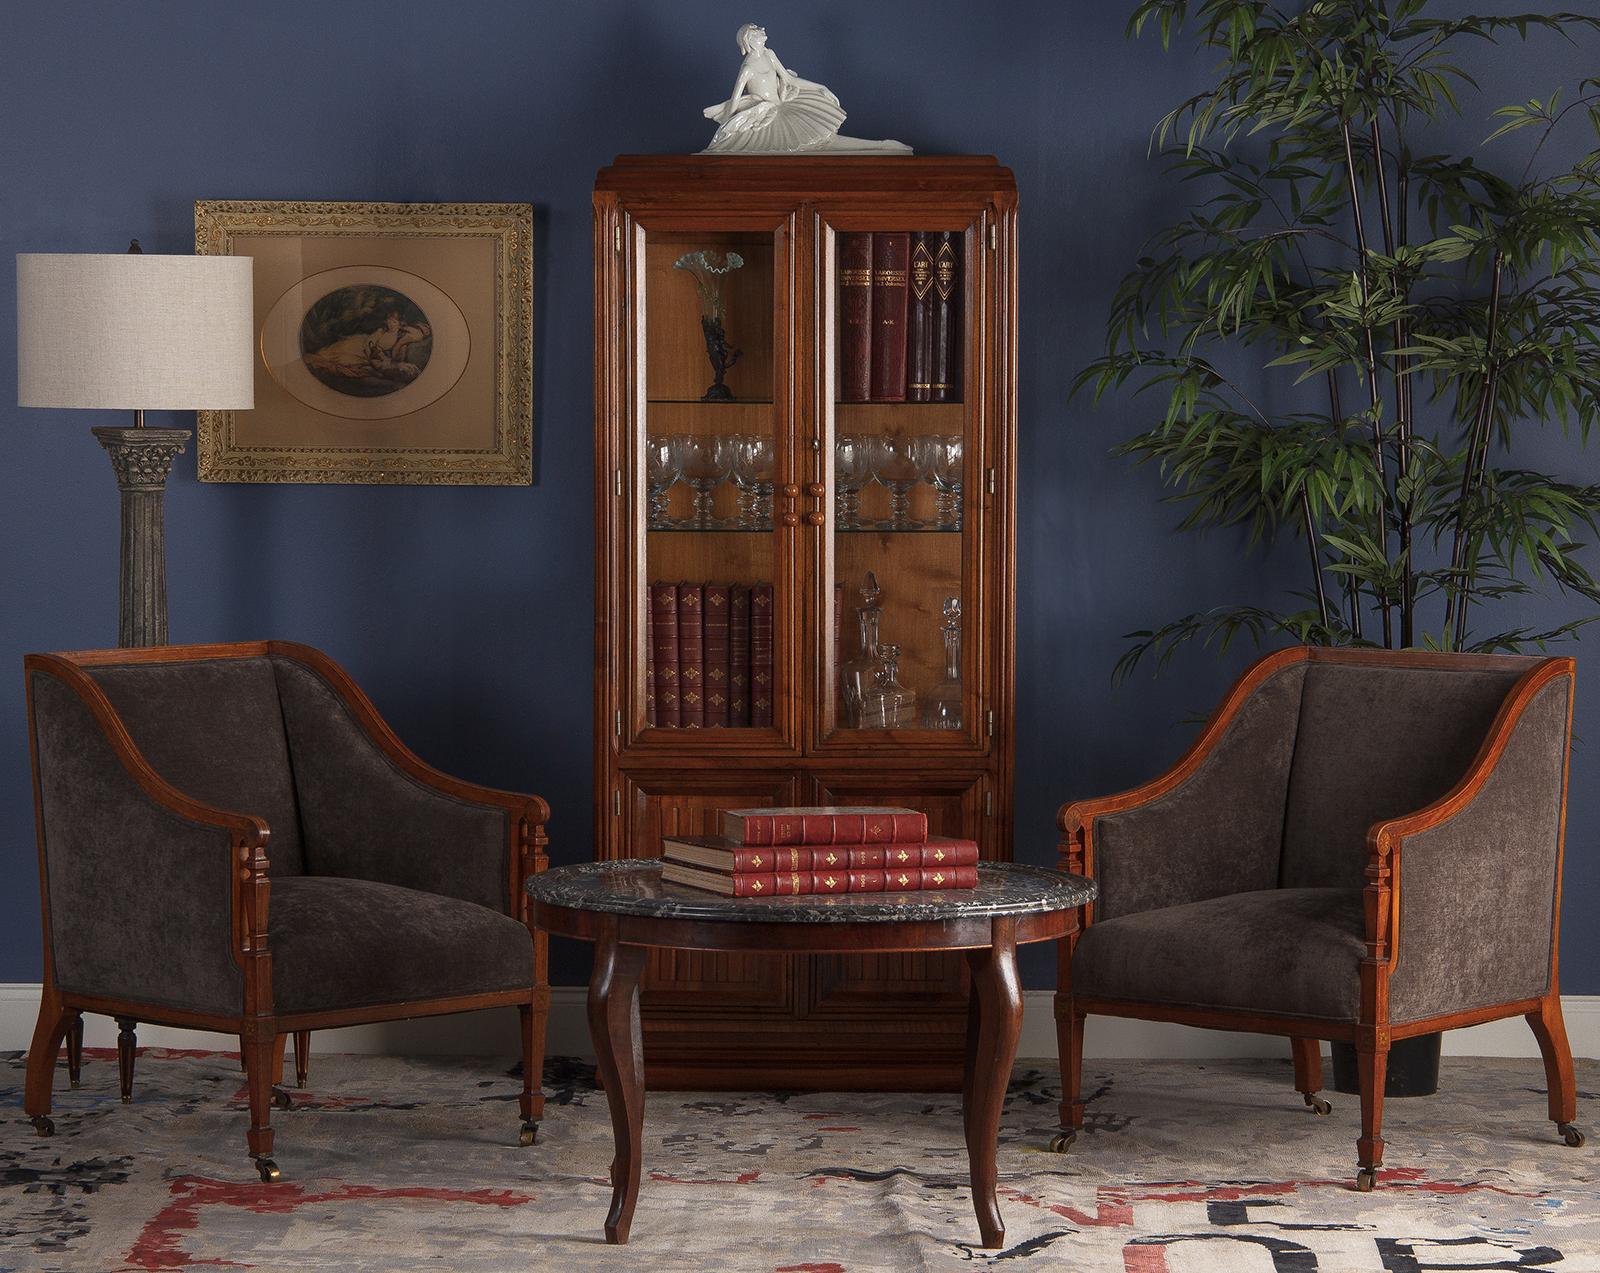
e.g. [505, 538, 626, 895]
[27, 647, 532, 1024]
[1387, 676, 1571, 1023]
[87, 658, 306, 877]
[271, 657, 510, 913]
[1074, 888, 1367, 1020]
[1075, 651, 1569, 1028]
[1094, 663, 1305, 921]
[268, 877, 532, 1013]
[30, 673, 245, 1015]
[1279, 660, 1533, 890]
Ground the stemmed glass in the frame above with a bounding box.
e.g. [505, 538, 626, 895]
[671, 433, 734, 528]
[870, 433, 922, 530]
[730, 434, 776, 528]
[645, 434, 680, 529]
[834, 433, 874, 529]
[914, 434, 963, 530]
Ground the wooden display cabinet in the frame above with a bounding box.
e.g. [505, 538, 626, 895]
[593, 155, 1018, 1089]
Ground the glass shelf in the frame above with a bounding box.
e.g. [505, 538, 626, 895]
[647, 397, 775, 406]
[647, 525, 962, 535]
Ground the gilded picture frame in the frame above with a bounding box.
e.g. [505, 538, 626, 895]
[194, 200, 532, 484]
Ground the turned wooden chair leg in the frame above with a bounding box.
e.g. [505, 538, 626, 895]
[292, 1031, 310, 1089]
[1527, 996, 1586, 1147]
[518, 1001, 547, 1145]
[1355, 1034, 1388, 1191]
[116, 1017, 137, 1103]
[1051, 935, 1083, 1152]
[1292, 1037, 1331, 1115]
[244, 1027, 281, 1181]
[65, 1010, 84, 1090]
[24, 982, 71, 1136]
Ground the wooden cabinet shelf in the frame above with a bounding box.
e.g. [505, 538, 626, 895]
[594, 154, 1018, 1090]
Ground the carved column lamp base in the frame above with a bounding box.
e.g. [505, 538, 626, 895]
[91, 425, 190, 649]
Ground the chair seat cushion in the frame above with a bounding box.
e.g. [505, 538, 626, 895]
[269, 877, 532, 1015]
[1073, 888, 1366, 1022]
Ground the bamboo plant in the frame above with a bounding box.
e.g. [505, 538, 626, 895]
[1078, 0, 1600, 677]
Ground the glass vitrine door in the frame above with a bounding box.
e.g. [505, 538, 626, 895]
[817, 218, 983, 748]
[629, 219, 795, 745]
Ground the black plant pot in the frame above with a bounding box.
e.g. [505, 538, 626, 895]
[1331, 1031, 1441, 1097]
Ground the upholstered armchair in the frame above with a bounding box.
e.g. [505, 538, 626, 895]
[23, 642, 550, 1183]
[1054, 646, 1582, 1189]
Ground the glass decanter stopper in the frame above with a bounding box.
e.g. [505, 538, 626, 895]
[923, 596, 963, 729]
[838, 571, 884, 727]
[861, 642, 916, 729]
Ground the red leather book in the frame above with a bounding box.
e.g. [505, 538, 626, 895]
[703, 584, 731, 727]
[906, 232, 936, 403]
[838, 232, 874, 402]
[729, 584, 751, 726]
[718, 806, 928, 847]
[750, 582, 774, 727]
[677, 582, 705, 729]
[663, 834, 979, 873]
[645, 598, 657, 727]
[649, 583, 679, 728]
[661, 861, 977, 896]
[869, 232, 910, 402]
[930, 231, 961, 403]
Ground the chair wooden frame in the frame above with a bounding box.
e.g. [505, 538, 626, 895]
[23, 641, 551, 1181]
[1053, 645, 1583, 1188]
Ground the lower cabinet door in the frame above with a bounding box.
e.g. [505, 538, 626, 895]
[803, 771, 990, 1020]
[619, 770, 802, 1017]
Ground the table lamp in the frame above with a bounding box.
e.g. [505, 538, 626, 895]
[17, 242, 254, 647]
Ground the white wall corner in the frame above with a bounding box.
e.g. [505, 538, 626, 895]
[2, 985, 1595, 1064]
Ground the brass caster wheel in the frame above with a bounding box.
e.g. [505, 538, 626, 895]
[519, 1120, 539, 1147]
[271, 1088, 293, 1111]
[1304, 1094, 1332, 1116]
[1558, 1122, 1586, 1148]
[1355, 1167, 1377, 1192]
[1047, 1130, 1076, 1153]
[254, 1157, 281, 1183]
[30, 1115, 54, 1138]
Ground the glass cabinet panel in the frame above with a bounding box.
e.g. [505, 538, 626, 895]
[822, 223, 976, 742]
[637, 228, 782, 735]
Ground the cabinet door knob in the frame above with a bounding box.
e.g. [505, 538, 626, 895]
[806, 482, 826, 498]
[780, 483, 801, 499]
[781, 512, 800, 527]
[805, 511, 825, 526]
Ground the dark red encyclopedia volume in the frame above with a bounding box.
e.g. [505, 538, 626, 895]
[869, 232, 910, 401]
[677, 582, 705, 728]
[838, 232, 874, 402]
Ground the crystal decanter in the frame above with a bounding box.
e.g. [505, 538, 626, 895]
[861, 642, 917, 729]
[838, 571, 886, 727]
[922, 596, 963, 729]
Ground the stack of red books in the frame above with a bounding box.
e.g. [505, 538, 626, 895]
[660, 806, 980, 897]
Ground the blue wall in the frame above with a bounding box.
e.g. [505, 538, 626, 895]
[2, 2, 1595, 994]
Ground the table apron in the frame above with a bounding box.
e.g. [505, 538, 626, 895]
[528, 903, 1074, 952]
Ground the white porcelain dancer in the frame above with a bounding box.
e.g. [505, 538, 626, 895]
[701, 23, 912, 155]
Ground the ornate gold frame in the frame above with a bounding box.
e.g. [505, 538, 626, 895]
[194, 200, 532, 485]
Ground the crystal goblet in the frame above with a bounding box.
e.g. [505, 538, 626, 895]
[645, 434, 680, 529]
[834, 433, 874, 529]
[730, 434, 776, 528]
[672, 433, 734, 528]
[870, 433, 923, 530]
[914, 434, 963, 530]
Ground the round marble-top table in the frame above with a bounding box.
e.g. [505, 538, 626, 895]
[526, 860, 1096, 1249]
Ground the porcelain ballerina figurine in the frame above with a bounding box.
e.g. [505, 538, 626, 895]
[701, 24, 912, 155]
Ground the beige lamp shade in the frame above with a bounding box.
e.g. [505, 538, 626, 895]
[17, 252, 255, 410]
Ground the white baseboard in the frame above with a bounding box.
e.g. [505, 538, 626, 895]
[3, 984, 1595, 1064]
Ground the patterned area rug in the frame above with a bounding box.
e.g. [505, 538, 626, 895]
[2, 1048, 1596, 1271]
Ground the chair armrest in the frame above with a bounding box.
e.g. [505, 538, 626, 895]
[1057, 648, 1308, 922]
[26, 657, 270, 1015]
[267, 643, 550, 916]
[1366, 659, 1574, 1024]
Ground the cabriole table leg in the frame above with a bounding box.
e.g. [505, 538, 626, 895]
[963, 916, 1022, 1249]
[588, 917, 648, 1245]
